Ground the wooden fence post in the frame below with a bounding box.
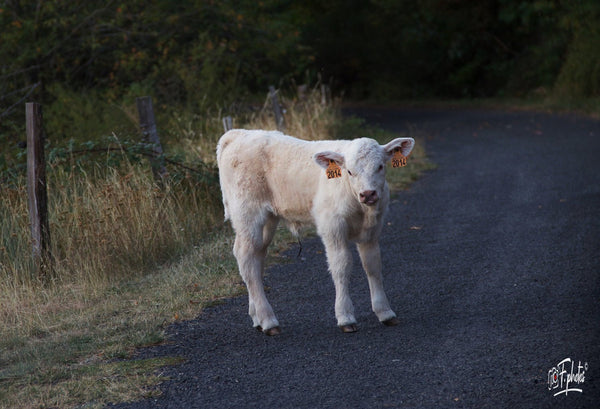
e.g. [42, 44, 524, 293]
[222, 116, 233, 132]
[268, 85, 285, 131]
[136, 96, 167, 181]
[26, 102, 52, 277]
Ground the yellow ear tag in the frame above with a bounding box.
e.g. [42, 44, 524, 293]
[391, 149, 407, 168]
[326, 160, 342, 179]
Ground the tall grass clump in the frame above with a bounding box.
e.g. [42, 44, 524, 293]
[0, 155, 220, 335]
[162, 83, 341, 169]
[249, 85, 340, 141]
[49, 166, 220, 283]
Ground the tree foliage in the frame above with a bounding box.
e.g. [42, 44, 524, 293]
[0, 1, 310, 140]
[1, 0, 598, 145]
[299, 0, 598, 99]
[0, 1, 309, 94]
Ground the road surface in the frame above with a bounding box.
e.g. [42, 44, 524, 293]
[113, 107, 599, 408]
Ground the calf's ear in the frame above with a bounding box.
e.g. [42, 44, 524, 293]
[383, 137, 415, 159]
[314, 151, 345, 169]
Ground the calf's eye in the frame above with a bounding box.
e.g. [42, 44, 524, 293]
[378, 164, 383, 171]
[348, 170, 353, 176]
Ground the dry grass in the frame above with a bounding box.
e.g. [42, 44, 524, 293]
[1, 161, 222, 333]
[0, 87, 432, 408]
[167, 84, 341, 168]
[251, 86, 340, 141]
[0, 158, 231, 408]
[0, 179, 240, 407]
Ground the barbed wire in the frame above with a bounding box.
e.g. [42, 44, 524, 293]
[0, 141, 217, 187]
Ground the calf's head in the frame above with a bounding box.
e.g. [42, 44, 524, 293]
[314, 137, 415, 206]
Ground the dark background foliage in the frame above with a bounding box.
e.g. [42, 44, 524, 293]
[299, 0, 599, 99]
[1, 0, 598, 145]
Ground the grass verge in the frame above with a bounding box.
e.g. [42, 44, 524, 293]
[0, 90, 433, 408]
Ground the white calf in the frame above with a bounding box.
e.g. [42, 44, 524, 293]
[216, 130, 414, 334]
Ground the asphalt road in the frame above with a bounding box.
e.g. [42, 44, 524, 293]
[113, 107, 599, 409]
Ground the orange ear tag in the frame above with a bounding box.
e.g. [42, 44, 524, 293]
[326, 160, 342, 179]
[391, 149, 407, 168]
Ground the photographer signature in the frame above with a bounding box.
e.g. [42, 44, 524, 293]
[548, 358, 588, 396]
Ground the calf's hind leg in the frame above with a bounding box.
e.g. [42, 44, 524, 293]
[232, 213, 281, 335]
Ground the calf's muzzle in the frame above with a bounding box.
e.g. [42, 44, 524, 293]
[359, 190, 379, 205]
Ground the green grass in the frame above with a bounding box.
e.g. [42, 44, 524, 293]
[0, 89, 433, 408]
[1, 355, 186, 409]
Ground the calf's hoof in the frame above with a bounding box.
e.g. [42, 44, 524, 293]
[264, 326, 282, 336]
[382, 317, 400, 326]
[256, 325, 282, 336]
[339, 324, 358, 333]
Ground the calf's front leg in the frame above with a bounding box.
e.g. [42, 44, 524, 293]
[322, 236, 357, 332]
[357, 241, 399, 326]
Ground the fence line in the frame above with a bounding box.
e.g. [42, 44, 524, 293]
[21, 86, 291, 273]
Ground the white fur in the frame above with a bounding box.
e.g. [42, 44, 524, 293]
[216, 129, 415, 331]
